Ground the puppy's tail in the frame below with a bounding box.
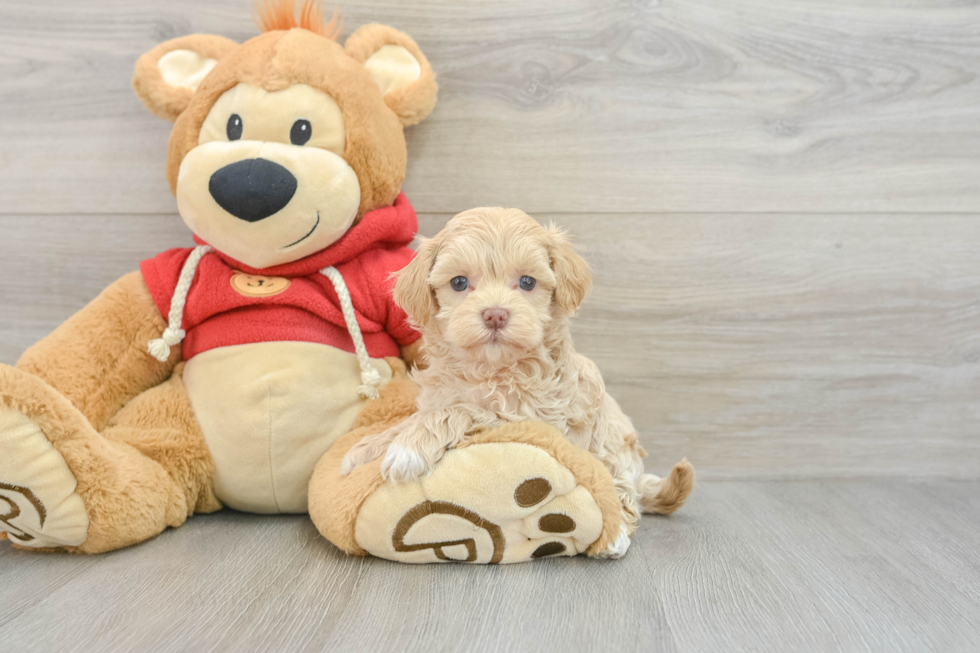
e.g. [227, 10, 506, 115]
[639, 458, 696, 515]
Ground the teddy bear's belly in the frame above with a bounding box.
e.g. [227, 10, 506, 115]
[182, 341, 393, 514]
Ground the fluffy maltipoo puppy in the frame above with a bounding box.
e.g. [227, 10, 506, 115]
[342, 207, 694, 557]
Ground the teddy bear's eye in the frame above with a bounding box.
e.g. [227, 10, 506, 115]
[451, 276, 469, 292]
[519, 276, 536, 291]
[290, 119, 312, 146]
[226, 114, 243, 141]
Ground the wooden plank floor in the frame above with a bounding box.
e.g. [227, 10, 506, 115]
[2, 481, 979, 653]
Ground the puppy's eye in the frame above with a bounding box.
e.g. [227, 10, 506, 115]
[226, 114, 243, 141]
[519, 276, 536, 291]
[290, 119, 312, 146]
[450, 276, 469, 291]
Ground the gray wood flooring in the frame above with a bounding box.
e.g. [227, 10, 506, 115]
[1, 1, 979, 651]
[2, 481, 980, 653]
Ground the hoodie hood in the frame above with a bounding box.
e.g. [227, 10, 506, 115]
[193, 193, 417, 277]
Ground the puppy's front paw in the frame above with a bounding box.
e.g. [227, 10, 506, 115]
[380, 444, 431, 484]
[594, 525, 632, 560]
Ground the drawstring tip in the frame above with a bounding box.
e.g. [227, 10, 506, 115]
[147, 338, 172, 362]
[147, 327, 185, 363]
[358, 383, 381, 401]
[358, 367, 383, 400]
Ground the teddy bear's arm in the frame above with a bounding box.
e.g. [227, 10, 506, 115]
[16, 270, 180, 432]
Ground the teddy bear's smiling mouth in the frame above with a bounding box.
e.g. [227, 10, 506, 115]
[283, 212, 320, 249]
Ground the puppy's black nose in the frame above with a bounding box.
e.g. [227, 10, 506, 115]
[483, 308, 509, 330]
[208, 158, 297, 222]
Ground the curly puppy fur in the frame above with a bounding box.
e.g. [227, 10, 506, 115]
[343, 207, 695, 557]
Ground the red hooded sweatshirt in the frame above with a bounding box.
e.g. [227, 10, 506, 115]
[140, 193, 420, 361]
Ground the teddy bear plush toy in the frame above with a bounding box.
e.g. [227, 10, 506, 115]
[0, 1, 623, 563]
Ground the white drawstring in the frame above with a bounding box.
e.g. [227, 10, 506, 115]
[320, 265, 382, 400]
[147, 245, 212, 362]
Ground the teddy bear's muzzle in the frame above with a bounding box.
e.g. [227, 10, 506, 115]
[208, 157, 297, 223]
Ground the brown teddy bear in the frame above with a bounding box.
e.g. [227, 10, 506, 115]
[0, 1, 625, 562]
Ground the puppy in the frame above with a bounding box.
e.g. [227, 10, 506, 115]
[342, 207, 695, 558]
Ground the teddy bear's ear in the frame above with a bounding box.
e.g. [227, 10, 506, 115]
[132, 34, 239, 122]
[345, 24, 438, 126]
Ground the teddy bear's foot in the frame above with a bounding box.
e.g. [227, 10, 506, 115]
[312, 421, 624, 564]
[0, 376, 88, 549]
[358, 448, 606, 563]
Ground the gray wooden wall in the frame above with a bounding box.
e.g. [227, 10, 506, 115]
[1, 0, 978, 480]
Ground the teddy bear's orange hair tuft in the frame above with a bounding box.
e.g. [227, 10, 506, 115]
[255, 0, 341, 40]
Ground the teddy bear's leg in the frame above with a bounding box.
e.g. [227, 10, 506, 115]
[101, 362, 221, 520]
[312, 418, 625, 564]
[0, 365, 197, 552]
[310, 361, 624, 564]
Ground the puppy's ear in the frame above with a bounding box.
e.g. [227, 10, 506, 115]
[345, 24, 438, 126]
[394, 237, 439, 326]
[132, 34, 239, 121]
[547, 226, 592, 313]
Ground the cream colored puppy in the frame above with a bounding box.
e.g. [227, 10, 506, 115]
[341, 207, 695, 558]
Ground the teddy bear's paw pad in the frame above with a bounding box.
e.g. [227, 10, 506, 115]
[353, 441, 604, 564]
[0, 407, 88, 548]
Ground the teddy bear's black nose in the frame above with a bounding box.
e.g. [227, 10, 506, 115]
[208, 158, 297, 222]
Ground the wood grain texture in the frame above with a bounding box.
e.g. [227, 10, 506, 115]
[1, 481, 979, 653]
[1, 0, 979, 214]
[2, 212, 978, 479]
